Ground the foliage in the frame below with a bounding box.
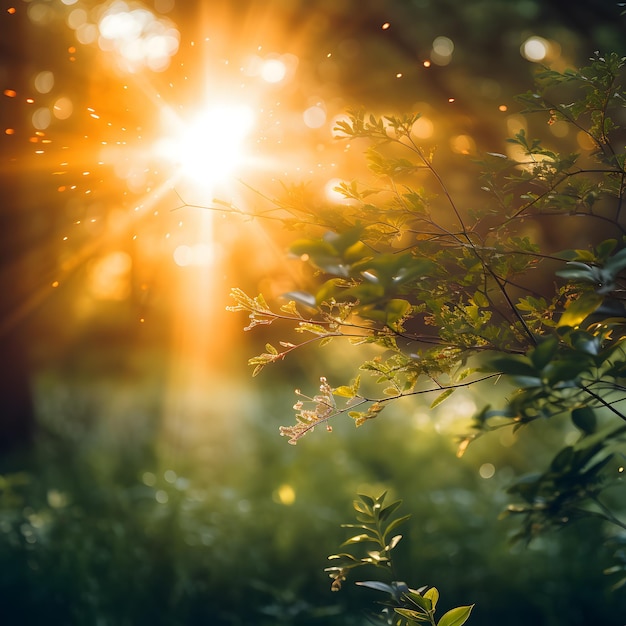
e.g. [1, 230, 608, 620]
[230, 52, 626, 583]
[325, 492, 473, 626]
[2, 378, 625, 625]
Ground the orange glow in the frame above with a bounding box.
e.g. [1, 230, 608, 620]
[157, 102, 255, 189]
[261, 57, 287, 83]
[450, 134, 476, 155]
[7, 7, 15, 15]
[5, 128, 15, 135]
[498, 104, 508, 112]
[88, 252, 132, 300]
[412, 116, 434, 139]
[423, 60, 431, 68]
[382, 22, 390, 30]
[97, 3, 179, 72]
[5, 0, 361, 451]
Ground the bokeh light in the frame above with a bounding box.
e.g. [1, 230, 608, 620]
[3, 3, 626, 623]
[97, 0, 179, 72]
[52, 97, 73, 120]
[261, 57, 286, 83]
[521, 35, 550, 62]
[303, 104, 326, 128]
[34, 70, 54, 94]
[431, 35, 454, 66]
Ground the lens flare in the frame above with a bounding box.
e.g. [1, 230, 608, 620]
[157, 103, 256, 189]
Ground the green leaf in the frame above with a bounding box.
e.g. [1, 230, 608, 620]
[341, 533, 378, 546]
[382, 514, 412, 540]
[543, 359, 588, 384]
[605, 247, 626, 274]
[297, 322, 329, 336]
[558, 292, 603, 328]
[570, 330, 601, 355]
[378, 499, 402, 521]
[550, 446, 574, 472]
[356, 494, 376, 510]
[437, 604, 475, 626]
[386, 534, 403, 550]
[529, 336, 558, 370]
[405, 590, 432, 612]
[384, 298, 412, 327]
[595, 238, 617, 260]
[571, 407, 597, 434]
[556, 262, 597, 282]
[430, 388, 455, 409]
[395, 608, 430, 622]
[473, 291, 490, 308]
[487, 356, 537, 377]
[424, 587, 439, 612]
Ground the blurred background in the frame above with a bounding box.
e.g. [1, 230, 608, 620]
[1, 0, 625, 624]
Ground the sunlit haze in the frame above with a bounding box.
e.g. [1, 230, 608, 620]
[156, 102, 256, 189]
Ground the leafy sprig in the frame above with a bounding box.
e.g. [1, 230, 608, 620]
[326, 493, 474, 626]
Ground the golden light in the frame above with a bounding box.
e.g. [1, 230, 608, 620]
[450, 134, 476, 155]
[324, 178, 348, 203]
[157, 102, 256, 189]
[67, 8, 88, 30]
[97, 1, 179, 72]
[261, 57, 287, 83]
[520, 36, 554, 63]
[173, 243, 215, 267]
[273, 484, 296, 506]
[303, 104, 326, 129]
[412, 116, 434, 139]
[243, 53, 298, 84]
[53, 97, 73, 120]
[88, 251, 132, 300]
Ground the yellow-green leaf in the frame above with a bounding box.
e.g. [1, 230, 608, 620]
[424, 587, 439, 612]
[557, 291, 603, 328]
[430, 388, 454, 409]
[279, 300, 302, 317]
[334, 385, 356, 398]
[437, 605, 474, 626]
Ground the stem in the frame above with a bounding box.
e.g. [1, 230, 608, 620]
[581, 384, 626, 422]
[589, 495, 626, 532]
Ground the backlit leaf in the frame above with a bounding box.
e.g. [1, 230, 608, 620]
[430, 388, 454, 409]
[437, 605, 475, 626]
[558, 292, 603, 328]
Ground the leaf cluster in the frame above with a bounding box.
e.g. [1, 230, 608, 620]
[229, 53, 626, 576]
[326, 493, 473, 626]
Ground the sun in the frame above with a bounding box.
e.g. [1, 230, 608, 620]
[156, 101, 256, 191]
